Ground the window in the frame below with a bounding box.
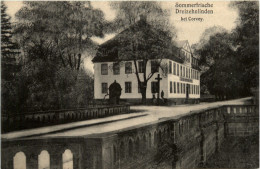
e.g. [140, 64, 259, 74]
[180, 66, 182, 77]
[125, 82, 132, 93]
[101, 64, 108, 75]
[189, 69, 191, 79]
[173, 63, 176, 75]
[177, 82, 179, 93]
[151, 61, 159, 73]
[151, 82, 158, 93]
[174, 82, 176, 93]
[183, 83, 186, 94]
[169, 61, 172, 74]
[170, 81, 173, 93]
[125, 62, 132, 74]
[113, 63, 120, 75]
[177, 64, 179, 76]
[102, 83, 108, 94]
[183, 66, 185, 77]
[138, 61, 145, 73]
[186, 67, 188, 78]
[138, 82, 144, 93]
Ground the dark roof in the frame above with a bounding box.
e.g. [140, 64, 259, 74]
[92, 19, 184, 64]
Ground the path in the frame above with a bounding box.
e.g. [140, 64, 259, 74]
[2, 97, 251, 140]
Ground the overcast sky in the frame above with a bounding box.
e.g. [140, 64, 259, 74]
[5, 1, 238, 45]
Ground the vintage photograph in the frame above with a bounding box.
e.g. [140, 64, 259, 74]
[1, 1, 259, 169]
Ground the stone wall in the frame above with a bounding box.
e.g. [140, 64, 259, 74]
[2, 105, 130, 132]
[2, 105, 258, 169]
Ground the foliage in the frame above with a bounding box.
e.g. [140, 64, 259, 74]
[2, 2, 98, 114]
[195, 1, 259, 99]
[108, 1, 176, 38]
[100, 2, 174, 104]
[1, 2, 21, 114]
[1, 2, 19, 58]
[230, 1, 259, 89]
[15, 1, 104, 70]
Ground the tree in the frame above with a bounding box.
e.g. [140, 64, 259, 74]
[229, 1, 259, 91]
[95, 17, 173, 104]
[1, 1, 20, 80]
[7, 1, 103, 111]
[108, 1, 176, 37]
[195, 32, 244, 99]
[194, 2, 259, 99]
[15, 1, 105, 70]
[101, 2, 175, 104]
[1, 2, 21, 115]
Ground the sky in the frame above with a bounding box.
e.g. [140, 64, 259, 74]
[5, 1, 238, 45]
[4, 1, 239, 72]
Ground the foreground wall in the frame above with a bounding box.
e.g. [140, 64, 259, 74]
[2, 105, 258, 169]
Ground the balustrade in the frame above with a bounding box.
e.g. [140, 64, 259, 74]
[2, 104, 258, 169]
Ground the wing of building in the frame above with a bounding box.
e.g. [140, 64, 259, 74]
[92, 17, 200, 105]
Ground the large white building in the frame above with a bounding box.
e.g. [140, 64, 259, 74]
[92, 18, 200, 104]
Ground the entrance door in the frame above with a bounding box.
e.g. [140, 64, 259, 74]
[186, 84, 190, 99]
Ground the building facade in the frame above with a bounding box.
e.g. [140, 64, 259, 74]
[92, 19, 200, 104]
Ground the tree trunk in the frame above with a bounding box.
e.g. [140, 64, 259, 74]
[141, 86, 147, 104]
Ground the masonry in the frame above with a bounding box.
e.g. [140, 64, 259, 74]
[2, 104, 258, 169]
[2, 104, 130, 133]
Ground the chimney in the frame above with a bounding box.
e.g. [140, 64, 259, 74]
[139, 14, 147, 22]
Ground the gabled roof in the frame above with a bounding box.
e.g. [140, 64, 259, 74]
[92, 19, 184, 64]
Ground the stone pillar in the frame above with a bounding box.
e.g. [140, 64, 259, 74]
[199, 130, 205, 166]
[73, 155, 79, 169]
[50, 152, 62, 169]
[27, 153, 38, 169]
[2, 155, 13, 169]
[215, 122, 219, 153]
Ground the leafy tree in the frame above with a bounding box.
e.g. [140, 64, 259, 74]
[15, 1, 105, 70]
[108, 1, 176, 37]
[195, 32, 244, 99]
[95, 17, 173, 104]
[9, 1, 104, 111]
[98, 2, 176, 104]
[229, 1, 259, 91]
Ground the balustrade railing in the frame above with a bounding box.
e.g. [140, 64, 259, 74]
[2, 104, 130, 132]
